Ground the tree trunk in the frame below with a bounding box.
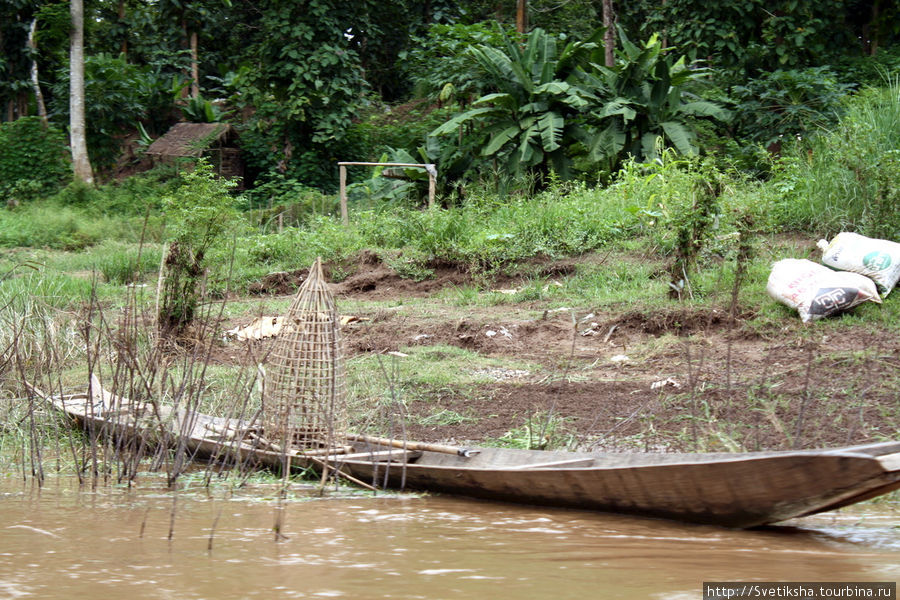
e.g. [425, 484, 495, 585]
[190, 30, 200, 98]
[869, 0, 881, 56]
[118, 0, 128, 55]
[70, 0, 94, 185]
[516, 0, 527, 34]
[27, 19, 48, 125]
[602, 0, 616, 68]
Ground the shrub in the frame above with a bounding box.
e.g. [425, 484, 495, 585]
[158, 160, 238, 336]
[399, 21, 511, 104]
[730, 67, 851, 150]
[0, 117, 69, 203]
[92, 242, 164, 285]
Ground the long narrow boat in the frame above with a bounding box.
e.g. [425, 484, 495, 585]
[40, 380, 900, 529]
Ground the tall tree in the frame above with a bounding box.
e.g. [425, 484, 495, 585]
[27, 18, 48, 124]
[69, 0, 94, 184]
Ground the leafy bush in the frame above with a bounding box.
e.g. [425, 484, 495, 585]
[400, 21, 512, 104]
[240, 171, 338, 218]
[158, 160, 239, 335]
[180, 95, 227, 123]
[345, 101, 457, 164]
[833, 47, 900, 88]
[431, 27, 604, 181]
[730, 67, 851, 149]
[577, 28, 728, 173]
[433, 27, 726, 186]
[0, 117, 69, 203]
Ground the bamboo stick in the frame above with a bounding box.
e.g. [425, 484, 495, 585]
[308, 456, 378, 491]
[342, 433, 480, 457]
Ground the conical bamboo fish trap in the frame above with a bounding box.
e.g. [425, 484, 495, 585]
[263, 257, 346, 451]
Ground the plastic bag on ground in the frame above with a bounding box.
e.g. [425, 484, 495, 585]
[766, 259, 881, 322]
[817, 232, 900, 295]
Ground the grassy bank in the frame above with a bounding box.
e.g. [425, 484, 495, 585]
[2, 83, 899, 489]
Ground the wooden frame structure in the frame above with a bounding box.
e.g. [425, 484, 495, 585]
[338, 161, 437, 225]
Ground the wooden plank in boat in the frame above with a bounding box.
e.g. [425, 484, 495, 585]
[337, 450, 422, 462]
[507, 458, 596, 470]
[879, 452, 900, 471]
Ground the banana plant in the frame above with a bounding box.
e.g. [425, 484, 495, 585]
[576, 27, 729, 169]
[431, 28, 602, 180]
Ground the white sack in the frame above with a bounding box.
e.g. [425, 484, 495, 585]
[818, 232, 900, 295]
[766, 258, 881, 322]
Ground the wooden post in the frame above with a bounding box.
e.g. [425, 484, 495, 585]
[339, 164, 348, 225]
[427, 165, 436, 209]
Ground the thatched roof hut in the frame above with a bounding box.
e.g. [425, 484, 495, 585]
[146, 122, 242, 183]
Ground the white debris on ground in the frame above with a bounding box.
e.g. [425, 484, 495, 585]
[225, 316, 291, 341]
[609, 354, 630, 363]
[650, 377, 682, 390]
[470, 367, 531, 381]
[580, 321, 601, 336]
[225, 315, 368, 341]
[484, 326, 512, 339]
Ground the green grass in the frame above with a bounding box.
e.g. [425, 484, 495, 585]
[482, 411, 578, 450]
[773, 78, 900, 238]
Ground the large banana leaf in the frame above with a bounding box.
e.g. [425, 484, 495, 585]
[660, 121, 696, 155]
[587, 121, 626, 162]
[482, 124, 521, 156]
[474, 93, 518, 110]
[599, 99, 638, 122]
[430, 106, 498, 136]
[537, 112, 564, 152]
[680, 101, 729, 121]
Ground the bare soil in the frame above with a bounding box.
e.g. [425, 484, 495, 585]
[224, 254, 900, 453]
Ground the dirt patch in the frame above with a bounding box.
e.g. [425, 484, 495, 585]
[399, 322, 900, 452]
[227, 250, 899, 453]
[333, 260, 470, 299]
[245, 252, 601, 299]
[248, 269, 309, 295]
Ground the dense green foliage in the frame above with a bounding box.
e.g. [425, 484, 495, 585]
[432, 28, 604, 180]
[578, 29, 727, 171]
[729, 67, 852, 149]
[4, 0, 898, 189]
[618, 0, 894, 73]
[401, 21, 512, 104]
[431, 27, 726, 184]
[0, 117, 69, 203]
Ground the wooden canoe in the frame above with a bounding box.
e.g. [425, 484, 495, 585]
[41, 382, 900, 529]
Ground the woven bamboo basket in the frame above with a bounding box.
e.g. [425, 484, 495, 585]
[263, 257, 346, 451]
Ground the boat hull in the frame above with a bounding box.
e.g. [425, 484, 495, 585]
[338, 445, 900, 528]
[46, 391, 900, 528]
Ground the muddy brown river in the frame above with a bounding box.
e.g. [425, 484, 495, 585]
[1, 477, 897, 599]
